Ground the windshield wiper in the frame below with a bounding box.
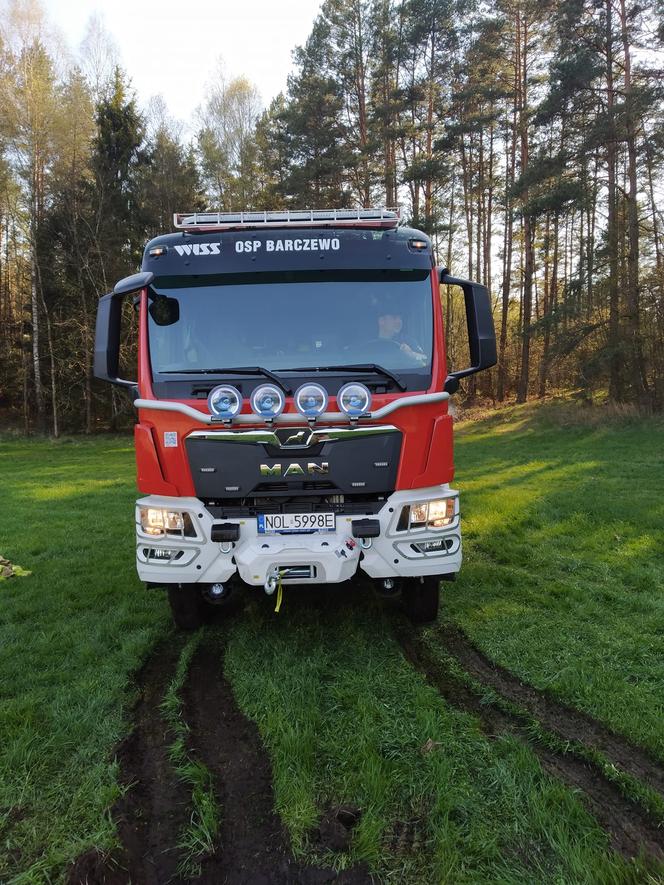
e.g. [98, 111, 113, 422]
[160, 366, 291, 394]
[278, 363, 407, 391]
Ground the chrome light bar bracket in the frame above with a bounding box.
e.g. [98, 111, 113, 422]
[134, 392, 448, 425]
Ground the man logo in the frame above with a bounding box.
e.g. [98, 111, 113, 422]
[173, 243, 220, 257]
[260, 462, 329, 477]
[279, 429, 314, 448]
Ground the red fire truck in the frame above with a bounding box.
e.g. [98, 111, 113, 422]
[94, 209, 496, 628]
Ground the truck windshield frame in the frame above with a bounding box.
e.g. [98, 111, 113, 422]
[148, 269, 434, 393]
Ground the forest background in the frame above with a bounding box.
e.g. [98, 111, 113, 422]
[1, 0, 663, 435]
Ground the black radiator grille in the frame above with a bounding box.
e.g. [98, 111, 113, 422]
[204, 493, 386, 520]
[186, 427, 402, 499]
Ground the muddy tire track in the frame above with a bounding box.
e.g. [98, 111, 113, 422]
[437, 622, 664, 797]
[395, 624, 664, 867]
[183, 636, 372, 885]
[68, 639, 190, 885]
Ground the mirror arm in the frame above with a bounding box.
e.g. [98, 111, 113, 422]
[94, 272, 154, 388]
[439, 268, 497, 391]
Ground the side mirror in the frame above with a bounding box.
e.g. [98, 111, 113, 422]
[113, 271, 155, 297]
[444, 376, 460, 395]
[439, 269, 497, 388]
[94, 271, 154, 388]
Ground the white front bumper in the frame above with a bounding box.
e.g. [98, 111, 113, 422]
[135, 485, 462, 586]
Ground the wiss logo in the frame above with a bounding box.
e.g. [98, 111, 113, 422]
[173, 243, 221, 257]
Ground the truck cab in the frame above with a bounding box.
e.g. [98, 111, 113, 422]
[94, 208, 496, 628]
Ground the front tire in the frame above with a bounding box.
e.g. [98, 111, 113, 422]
[402, 575, 440, 624]
[167, 584, 204, 630]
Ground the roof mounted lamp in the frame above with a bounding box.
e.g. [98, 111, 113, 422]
[173, 207, 400, 232]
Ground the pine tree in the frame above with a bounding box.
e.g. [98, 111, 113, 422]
[91, 67, 148, 285]
[141, 124, 205, 236]
[279, 20, 353, 205]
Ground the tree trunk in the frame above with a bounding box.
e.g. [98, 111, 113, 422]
[30, 246, 44, 430]
[537, 211, 558, 399]
[618, 0, 649, 404]
[38, 271, 58, 437]
[497, 85, 517, 402]
[516, 15, 533, 404]
[606, 0, 623, 402]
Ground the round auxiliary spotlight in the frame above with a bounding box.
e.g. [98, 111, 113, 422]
[337, 382, 372, 417]
[251, 384, 286, 421]
[294, 382, 328, 419]
[208, 384, 243, 420]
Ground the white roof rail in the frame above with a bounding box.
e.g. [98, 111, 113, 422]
[173, 207, 401, 232]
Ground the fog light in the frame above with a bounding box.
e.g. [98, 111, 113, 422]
[208, 384, 243, 420]
[138, 546, 197, 567]
[413, 538, 451, 553]
[143, 547, 184, 562]
[338, 382, 372, 417]
[251, 384, 285, 420]
[295, 382, 328, 418]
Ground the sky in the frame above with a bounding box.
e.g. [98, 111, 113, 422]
[42, 0, 322, 126]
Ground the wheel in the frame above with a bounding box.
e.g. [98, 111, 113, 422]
[402, 575, 440, 624]
[167, 584, 204, 630]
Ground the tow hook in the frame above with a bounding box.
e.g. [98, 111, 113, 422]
[264, 567, 279, 596]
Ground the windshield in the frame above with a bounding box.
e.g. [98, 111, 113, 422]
[148, 270, 433, 381]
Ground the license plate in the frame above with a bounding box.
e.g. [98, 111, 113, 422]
[257, 512, 336, 533]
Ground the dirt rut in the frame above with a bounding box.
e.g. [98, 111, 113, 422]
[69, 634, 370, 885]
[68, 638, 191, 884]
[183, 637, 371, 884]
[437, 622, 664, 797]
[396, 624, 664, 866]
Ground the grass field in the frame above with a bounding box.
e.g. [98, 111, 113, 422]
[448, 403, 664, 760]
[1, 402, 663, 883]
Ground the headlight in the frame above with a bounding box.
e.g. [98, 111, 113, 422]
[337, 382, 372, 417]
[410, 503, 429, 524]
[251, 384, 286, 420]
[139, 507, 196, 537]
[428, 499, 456, 528]
[208, 384, 242, 420]
[397, 498, 456, 530]
[294, 382, 328, 418]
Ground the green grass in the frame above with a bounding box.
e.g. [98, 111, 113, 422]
[1, 404, 663, 883]
[225, 597, 651, 883]
[445, 402, 664, 761]
[0, 436, 170, 881]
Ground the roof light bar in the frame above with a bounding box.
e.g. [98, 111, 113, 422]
[173, 207, 400, 232]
